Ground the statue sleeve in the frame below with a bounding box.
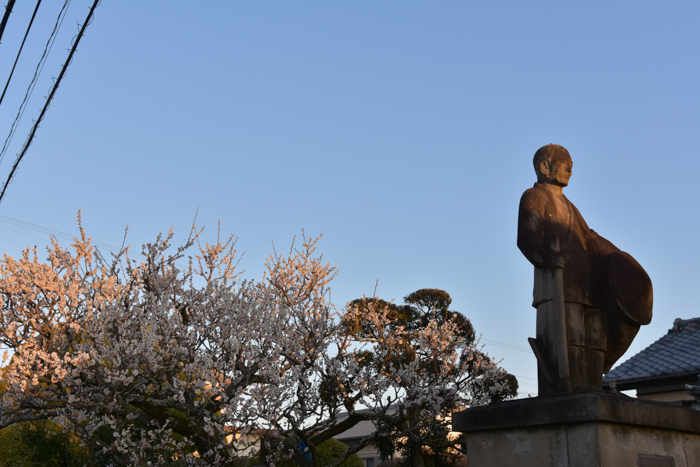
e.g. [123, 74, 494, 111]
[517, 188, 559, 269]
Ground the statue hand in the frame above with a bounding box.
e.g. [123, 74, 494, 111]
[541, 251, 565, 269]
[553, 253, 565, 269]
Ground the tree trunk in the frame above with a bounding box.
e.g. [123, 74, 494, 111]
[409, 441, 426, 467]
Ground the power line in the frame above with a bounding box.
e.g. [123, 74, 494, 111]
[0, 215, 149, 261]
[0, 214, 189, 267]
[0, 222, 49, 242]
[0, 0, 71, 168]
[0, 0, 17, 44]
[0, 214, 137, 258]
[482, 338, 531, 353]
[0, 0, 101, 205]
[0, 213, 119, 251]
[510, 374, 537, 382]
[0, 0, 43, 109]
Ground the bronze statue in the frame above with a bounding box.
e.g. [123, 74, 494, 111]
[517, 144, 653, 395]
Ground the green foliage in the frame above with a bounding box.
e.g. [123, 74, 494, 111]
[253, 438, 363, 467]
[313, 439, 363, 467]
[0, 420, 88, 467]
[403, 289, 474, 342]
[374, 410, 464, 467]
[0, 423, 30, 467]
[346, 298, 415, 336]
[404, 289, 452, 315]
[347, 289, 475, 344]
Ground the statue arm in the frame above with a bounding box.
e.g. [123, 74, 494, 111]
[517, 190, 564, 269]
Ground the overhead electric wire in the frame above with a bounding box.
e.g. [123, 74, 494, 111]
[0, 222, 50, 242]
[0, 0, 100, 205]
[0, 214, 188, 266]
[0, 0, 43, 109]
[511, 374, 537, 382]
[482, 339, 531, 353]
[0, 0, 71, 168]
[0, 0, 17, 44]
[0, 215, 155, 263]
[0, 213, 119, 251]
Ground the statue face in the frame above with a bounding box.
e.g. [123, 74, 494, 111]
[548, 156, 572, 187]
[538, 155, 572, 187]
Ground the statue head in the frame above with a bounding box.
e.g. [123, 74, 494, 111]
[533, 144, 572, 187]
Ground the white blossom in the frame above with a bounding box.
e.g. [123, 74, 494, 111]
[0, 216, 514, 466]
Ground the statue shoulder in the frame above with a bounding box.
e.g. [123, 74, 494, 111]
[519, 184, 550, 212]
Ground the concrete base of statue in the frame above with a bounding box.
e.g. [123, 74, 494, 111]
[452, 392, 700, 467]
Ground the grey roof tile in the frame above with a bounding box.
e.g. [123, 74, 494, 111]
[604, 317, 700, 383]
[334, 420, 377, 440]
[333, 407, 396, 441]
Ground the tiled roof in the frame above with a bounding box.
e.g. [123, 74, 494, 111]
[604, 317, 700, 384]
[334, 419, 377, 441]
[333, 407, 395, 441]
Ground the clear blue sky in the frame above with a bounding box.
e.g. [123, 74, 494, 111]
[1, 1, 699, 396]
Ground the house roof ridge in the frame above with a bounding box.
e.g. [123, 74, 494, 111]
[669, 317, 700, 333]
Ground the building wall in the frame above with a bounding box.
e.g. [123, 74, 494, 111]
[355, 444, 381, 467]
[637, 390, 695, 405]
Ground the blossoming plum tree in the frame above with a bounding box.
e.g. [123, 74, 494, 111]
[0, 215, 516, 466]
[347, 289, 518, 466]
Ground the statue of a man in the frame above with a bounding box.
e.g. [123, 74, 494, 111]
[517, 144, 652, 395]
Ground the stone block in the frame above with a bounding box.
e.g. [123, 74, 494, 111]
[453, 393, 700, 466]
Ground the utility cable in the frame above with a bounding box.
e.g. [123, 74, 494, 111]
[0, 0, 43, 109]
[0, 0, 17, 44]
[482, 339, 531, 353]
[0, 214, 188, 267]
[0, 0, 71, 168]
[0, 0, 100, 205]
[0, 213, 118, 251]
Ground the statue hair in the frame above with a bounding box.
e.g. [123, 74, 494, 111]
[533, 144, 570, 176]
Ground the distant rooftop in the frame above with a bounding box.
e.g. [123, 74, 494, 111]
[334, 407, 395, 442]
[604, 317, 700, 385]
[334, 419, 377, 441]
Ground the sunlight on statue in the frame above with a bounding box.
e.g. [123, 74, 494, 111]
[517, 144, 653, 395]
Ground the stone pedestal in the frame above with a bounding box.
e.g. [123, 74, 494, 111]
[452, 393, 700, 467]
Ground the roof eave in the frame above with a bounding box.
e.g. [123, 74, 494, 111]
[604, 370, 700, 391]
